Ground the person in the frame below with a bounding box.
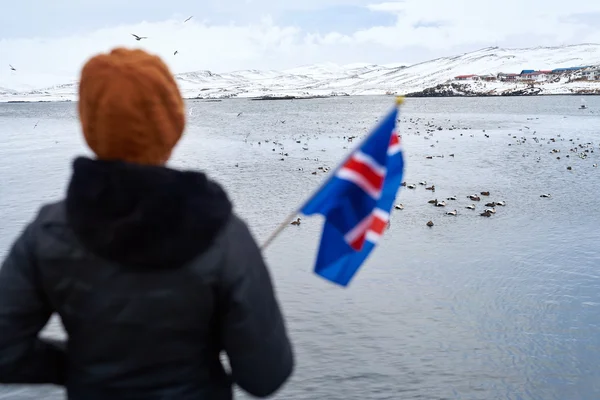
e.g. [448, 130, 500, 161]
[0, 47, 294, 399]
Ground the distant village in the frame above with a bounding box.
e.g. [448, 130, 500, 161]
[454, 66, 600, 83]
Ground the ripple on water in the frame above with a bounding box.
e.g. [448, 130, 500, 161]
[1, 96, 600, 399]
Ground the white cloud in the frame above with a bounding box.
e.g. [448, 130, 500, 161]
[359, 0, 600, 49]
[1, 0, 600, 90]
[1, 17, 307, 87]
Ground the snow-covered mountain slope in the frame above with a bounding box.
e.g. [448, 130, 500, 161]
[355, 44, 600, 91]
[2, 44, 600, 102]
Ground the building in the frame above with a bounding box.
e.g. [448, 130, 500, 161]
[520, 69, 535, 75]
[521, 71, 552, 81]
[551, 67, 586, 74]
[582, 68, 600, 80]
[498, 73, 518, 81]
[478, 74, 496, 81]
[454, 74, 477, 81]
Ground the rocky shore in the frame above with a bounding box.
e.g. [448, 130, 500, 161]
[404, 82, 600, 97]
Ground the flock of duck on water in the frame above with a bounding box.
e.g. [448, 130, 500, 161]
[288, 188, 517, 227]
[281, 127, 567, 229]
[391, 182, 514, 227]
[240, 106, 598, 229]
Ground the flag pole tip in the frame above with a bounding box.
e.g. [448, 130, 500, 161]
[395, 96, 405, 106]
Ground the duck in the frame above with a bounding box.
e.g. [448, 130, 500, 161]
[435, 201, 447, 207]
[446, 210, 457, 216]
[425, 185, 435, 191]
[484, 207, 496, 214]
[428, 199, 438, 205]
[394, 204, 404, 210]
[447, 196, 457, 200]
[468, 194, 481, 201]
[495, 201, 506, 206]
[426, 220, 434, 227]
[540, 194, 551, 198]
[480, 191, 490, 196]
[485, 202, 496, 207]
[407, 184, 417, 189]
[465, 204, 476, 210]
[480, 210, 492, 217]
[290, 217, 301, 225]
[419, 181, 427, 185]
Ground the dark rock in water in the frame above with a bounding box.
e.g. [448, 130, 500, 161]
[251, 95, 330, 101]
[252, 95, 297, 101]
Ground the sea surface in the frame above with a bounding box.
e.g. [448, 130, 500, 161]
[1, 96, 599, 400]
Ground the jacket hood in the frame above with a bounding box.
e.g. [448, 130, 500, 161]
[65, 156, 232, 269]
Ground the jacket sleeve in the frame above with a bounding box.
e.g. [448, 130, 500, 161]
[219, 217, 294, 397]
[0, 221, 66, 385]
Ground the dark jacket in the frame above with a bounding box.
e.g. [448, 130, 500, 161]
[0, 157, 294, 399]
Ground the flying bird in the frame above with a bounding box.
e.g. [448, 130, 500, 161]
[174, 51, 178, 55]
[184, 16, 193, 23]
[9, 64, 16, 71]
[131, 34, 147, 41]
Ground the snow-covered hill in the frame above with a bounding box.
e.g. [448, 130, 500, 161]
[2, 44, 600, 102]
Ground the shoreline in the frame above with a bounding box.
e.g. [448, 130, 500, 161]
[2, 92, 600, 104]
[403, 81, 600, 98]
[404, 92, 600, 98]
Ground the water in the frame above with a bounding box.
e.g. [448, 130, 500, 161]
[1, 96, 600, 399]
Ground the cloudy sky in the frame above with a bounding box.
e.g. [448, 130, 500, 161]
[1, 0, 600, 80]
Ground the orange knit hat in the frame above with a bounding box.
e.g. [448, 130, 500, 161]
[78, 47, 185, 165]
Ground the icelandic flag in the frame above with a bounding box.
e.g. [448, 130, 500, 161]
[300, 103, 405, 287]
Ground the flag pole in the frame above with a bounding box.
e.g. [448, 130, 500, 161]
[259, 96, 405, 251]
